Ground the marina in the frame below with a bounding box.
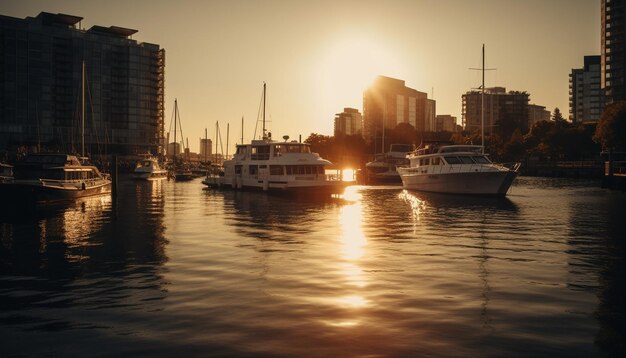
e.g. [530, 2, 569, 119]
[0, 176, 624, 356]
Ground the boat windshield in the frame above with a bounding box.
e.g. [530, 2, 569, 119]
[274, 144, 310, 156]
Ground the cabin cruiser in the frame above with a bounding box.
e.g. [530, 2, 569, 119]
[132, 154, 167, 180]
[203, 134, 352, 195]
[397, 145, 520, 196]
[364, 143, 411, 184]
[0, 153, 111, 202]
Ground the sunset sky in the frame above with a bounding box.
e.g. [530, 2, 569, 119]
[1, 0, 600, 152]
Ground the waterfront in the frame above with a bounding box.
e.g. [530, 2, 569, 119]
[1, 177, 625, 357]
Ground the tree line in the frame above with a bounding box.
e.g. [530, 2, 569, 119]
[304, 103, 626, 169]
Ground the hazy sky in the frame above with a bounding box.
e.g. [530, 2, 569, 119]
[1, 0, 600, 152]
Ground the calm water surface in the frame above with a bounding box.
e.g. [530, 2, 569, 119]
[1, 177, 625, 357]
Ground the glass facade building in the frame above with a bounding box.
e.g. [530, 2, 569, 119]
[0, 12, 165, 156]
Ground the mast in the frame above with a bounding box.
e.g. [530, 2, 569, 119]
[215, 121, 218, 165]
[241, 116, 244, 145]
[481, 44, 485, 154]
[205, 128, 208, 163]
[81, 61, 85, 158]
[173, 99, 177, 165]
[226, 123, 230, 158]
[262, 82, 266, 139]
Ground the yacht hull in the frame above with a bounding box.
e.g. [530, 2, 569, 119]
[400, 170, 518, 196]
[131, 171, 167, 180]
[0, 180, 112, 203]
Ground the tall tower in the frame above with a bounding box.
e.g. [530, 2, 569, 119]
[602, 0, 626, 105]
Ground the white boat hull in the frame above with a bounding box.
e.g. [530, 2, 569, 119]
[131, 170, 167, 180]
[400, 170, 519, 196]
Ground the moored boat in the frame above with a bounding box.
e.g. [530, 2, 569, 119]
[132, 154, 167, 180]
[0, 153, 111, 202]
[397, 145, 520, 196]
[203, 83, 353, 196]
[364, 143, 411, 184]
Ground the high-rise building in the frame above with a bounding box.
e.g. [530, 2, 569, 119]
[199, 138, 213, 160]
[602, 0, 626, 105]
[570, 56, 603, 123]
[528, 104, 551, 128]
[462, 87, 530, 137]
[334, 108, 363, 137]
[0, 12, 165, 155]
[363, 76, 433, 148]
[435, 115, 458, 132]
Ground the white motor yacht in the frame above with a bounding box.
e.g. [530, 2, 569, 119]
[364, 143, 411, 184]
[397, 145, 520, 196]
[132, 154, 167, 180]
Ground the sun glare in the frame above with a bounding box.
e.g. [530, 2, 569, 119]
[315, 35, 404, 116]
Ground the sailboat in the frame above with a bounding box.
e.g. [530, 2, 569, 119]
[397, 46, 520, 196]
[170, 99, 193, 181]
[0, 61, 112, 202]
[203, 83, 353, 195]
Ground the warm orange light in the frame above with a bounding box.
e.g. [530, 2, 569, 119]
[341, 168, 356, 182]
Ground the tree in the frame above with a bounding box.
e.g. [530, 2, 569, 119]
[594, 101, 626, 152]
[552, 107, 566, 122]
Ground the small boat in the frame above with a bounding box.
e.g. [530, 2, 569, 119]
[397, 145, 520, 196]
[203, 83, 353, 196]
[0, 153, 111, 202]
[132, 154, 167, 180]
[364, 143, 411, 184]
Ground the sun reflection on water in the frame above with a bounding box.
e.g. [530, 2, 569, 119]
[398, 189, 426, 226]
[325, 187, 369, 328]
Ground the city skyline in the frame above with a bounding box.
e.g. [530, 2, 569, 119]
[1, 0, 600, 152]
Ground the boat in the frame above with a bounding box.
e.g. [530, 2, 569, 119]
[397, 145, 520, 196]
[0, 61, 112, 202]
[397, 45, 520, 196]
[203, 83, 353, 196]
[364, 143, 411, 184]
[132, 154, 167, 180]
[0, 153, 112, 202]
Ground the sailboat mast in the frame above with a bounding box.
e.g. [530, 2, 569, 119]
[241, 116, 244, 145]
[82, 61, 85, 158]
[226, 123, 230, 158]
[173, 99, 177, 163]
[262, 82, 266, 139]
[481, 44, 485, 154]
[215, 121, 218, 165]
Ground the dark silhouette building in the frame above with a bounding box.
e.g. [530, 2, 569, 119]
[0, 12, 165, 156]
[602, 0, 626, 105]
[570, 56, 603, 123]
[462, 87, 530, 137]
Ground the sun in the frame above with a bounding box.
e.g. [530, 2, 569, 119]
[314, 35, 405, 120]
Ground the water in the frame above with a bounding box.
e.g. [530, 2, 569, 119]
[1, 177, 625, 357]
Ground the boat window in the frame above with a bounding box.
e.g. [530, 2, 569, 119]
[317, 165, 324, 174]
[459, 156, 474, 164]
[432, 157, 441, 165]
[270, 165, 284, 175]
[273, 145, 282, 156]
[472, 156, 491, 164]
[283, 144, 311, 153]
[420, 158, 430, 166]
[444, 156, 461, 164]
[236, 146, 246, 155]
[249, 165, 258, 175]
[251, 145, 270, 160]
[235, 165, 242, 174]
